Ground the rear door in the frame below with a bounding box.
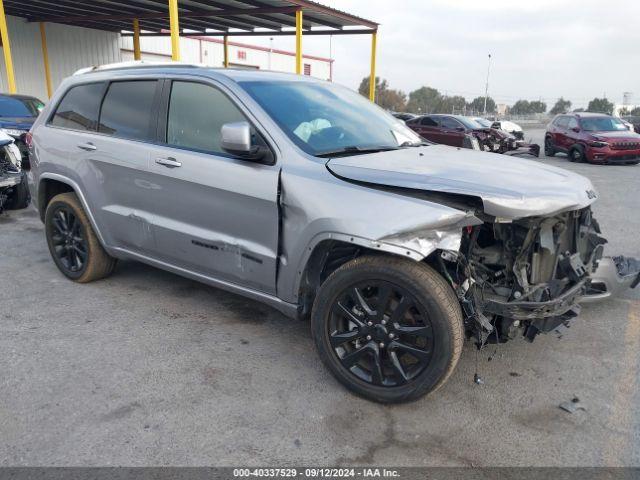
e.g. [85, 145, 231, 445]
[144, 78, 280, 294]
[553, 116, 570, 152]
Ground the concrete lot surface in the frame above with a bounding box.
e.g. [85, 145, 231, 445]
[1, 129, 639, 466]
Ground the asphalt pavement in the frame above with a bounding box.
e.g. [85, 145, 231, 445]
[1, 128, 638, 466]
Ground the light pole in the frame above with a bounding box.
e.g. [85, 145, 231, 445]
[268, 37, 273, 70]
[483, 53, 492, 115]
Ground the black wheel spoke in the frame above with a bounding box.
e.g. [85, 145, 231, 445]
[352, 287, 375, 316]
[333, 301, 365, 328]
[341, 344, 370, 369]
[330, 329, 362, 348]
[395, 325, 431, 338]
[375, 285, 392, 320]
[370, 347, 384, 385]
[388, 350, 408, 384]
[391, 340, 430, 361]
[389, 296, 412, 324]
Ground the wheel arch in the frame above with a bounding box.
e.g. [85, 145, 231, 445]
[38, 173, 108, 247]
[294, 232, 456, 320]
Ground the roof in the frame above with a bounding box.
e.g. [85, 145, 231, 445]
[6, 0, 377, 36]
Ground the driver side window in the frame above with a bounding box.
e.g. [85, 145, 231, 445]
[439, 117, 462, 129]
[167, 81, 247, 154]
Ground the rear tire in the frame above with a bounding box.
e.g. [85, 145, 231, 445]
[544, 137, 556, 157]
[5, 172, 30, 210]
[45, 192, 116, 283]
[311, 255, 463, 403]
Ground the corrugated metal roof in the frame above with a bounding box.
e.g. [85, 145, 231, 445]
[5, 0, 377, 35]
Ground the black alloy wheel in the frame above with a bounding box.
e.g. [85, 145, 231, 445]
[49, 205, 88, 274]
[328, 281, 434, 387]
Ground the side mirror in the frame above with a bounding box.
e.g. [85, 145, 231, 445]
[491, 122, 500, 129]
[455, 126, 465, 132]
[571, 127, 581, 133]
[220, 121, 269, 162]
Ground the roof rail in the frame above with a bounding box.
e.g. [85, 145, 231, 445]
[73, 60, 204, 75]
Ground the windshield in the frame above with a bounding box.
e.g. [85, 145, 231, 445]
[239, 80, 423, 156]
[0, 97, 44, 118]
[580, 116, 629, 132]
[457, 117, 485, 129]
[472, 118, 492, 128]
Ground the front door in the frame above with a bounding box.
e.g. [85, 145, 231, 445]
[145, 79, 280, 295]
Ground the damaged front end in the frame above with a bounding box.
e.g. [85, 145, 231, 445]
[472, 128, 540, 158]
[0, 135, 24, 213]
[436, 208, 609, 343]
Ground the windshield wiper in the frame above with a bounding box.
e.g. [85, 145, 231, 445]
[315, 145, 399, 158]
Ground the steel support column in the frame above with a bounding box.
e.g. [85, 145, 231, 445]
[223, 35, 229, 68]
[0, 0, 16, 93]
[133, 18, 141, 60]
[168, 0, 180, 61]
[39, 22, 52, 98]
[369, 31, 377, 102]
[295, 9, 302, 74]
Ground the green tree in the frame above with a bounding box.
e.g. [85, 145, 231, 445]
[529, 100, 547, 114]
[618, 107, 630, 116]
[510, 100, 531, 115]
[406, 86, 442, 114]
[573, 108, 585, 113]
[586, 97, 614, 114]
[631, 107, 640, 116]
[467, 96, 496, 114]
[358, 76, 407, 112]
[550, 97, 572, 114]
[437, 95, 467, 114]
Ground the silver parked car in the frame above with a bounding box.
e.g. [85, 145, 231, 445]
[28, 64, 638, 403]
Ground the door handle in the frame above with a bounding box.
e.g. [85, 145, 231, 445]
[77, 142, 97, 151]
[155, 157, 182, 168]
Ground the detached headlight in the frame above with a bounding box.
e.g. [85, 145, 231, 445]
[3, 128, 27, 138]
[589, 141, 609, 148]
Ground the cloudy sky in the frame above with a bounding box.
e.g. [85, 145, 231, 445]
[236, 0, 638, 109]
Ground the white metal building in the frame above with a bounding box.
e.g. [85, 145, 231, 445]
[0, 15, 332, 103]
[120, 36, 333, 81]
[0, 15, 120, 101]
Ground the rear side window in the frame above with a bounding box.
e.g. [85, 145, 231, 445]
[98, 81, 157, 141]
[50, 83, 105, 131]
[420, 117, 438, 126]
[166, 81, 246, 154]
[567, 117, 579, 130]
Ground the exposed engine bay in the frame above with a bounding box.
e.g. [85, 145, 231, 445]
[437, 207, 620, 343]
[469, 127, 541, 158]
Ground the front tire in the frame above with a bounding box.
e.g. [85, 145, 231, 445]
[311, 256, 463, 403]
[569, 146, 585, 163]
[45, 192, 116, 283]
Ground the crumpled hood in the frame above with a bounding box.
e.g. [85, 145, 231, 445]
[326, 145, 598, 219]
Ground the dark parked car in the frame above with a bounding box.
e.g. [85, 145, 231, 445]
[545, 113, 640, 165]
[0, 94, 45, 166]
[391, 112, 417, 122]
[407, 114, 539, 157]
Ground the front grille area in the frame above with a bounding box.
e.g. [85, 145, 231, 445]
[609, 154, 640, 162]
[611, 142, 640, 150]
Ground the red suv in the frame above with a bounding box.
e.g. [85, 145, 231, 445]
[545, 113, 640, 165]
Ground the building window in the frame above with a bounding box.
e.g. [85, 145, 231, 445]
[304, 63, 311, 76]
[237, 50, 247, 60]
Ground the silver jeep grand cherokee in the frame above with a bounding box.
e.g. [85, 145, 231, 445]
[27, 63, 636, 403]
